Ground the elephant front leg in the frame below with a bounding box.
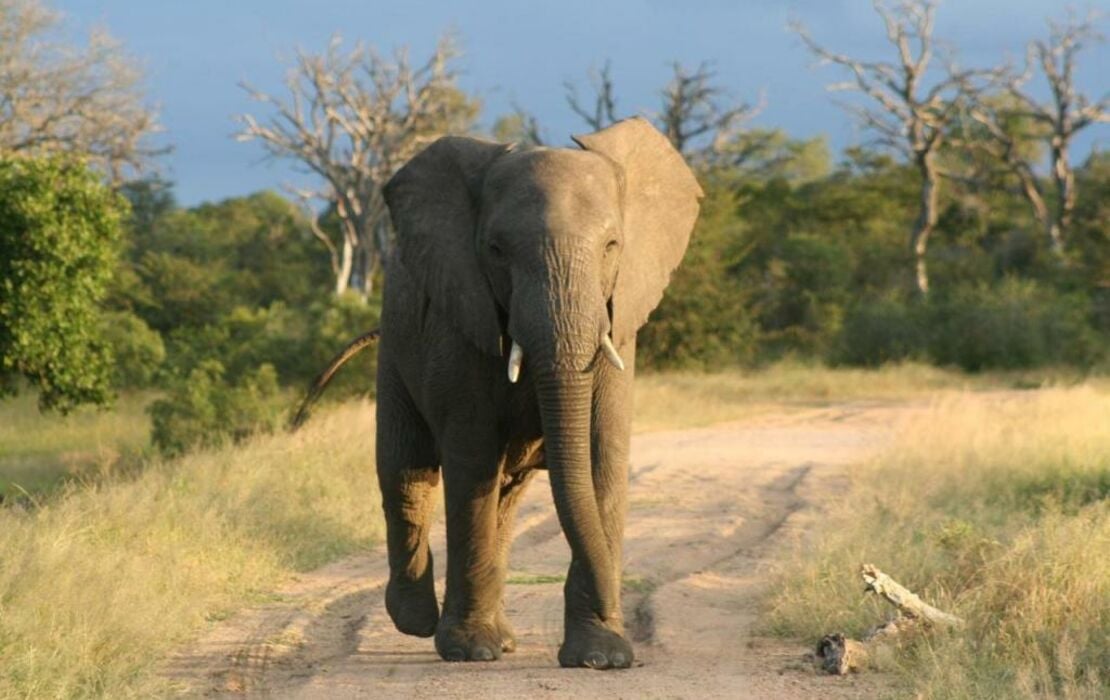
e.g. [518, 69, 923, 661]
[376, 379, 441, 638]
[559, 344, 635, 670]
[436, 440, 507, 662]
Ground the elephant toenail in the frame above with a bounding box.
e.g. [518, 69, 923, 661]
[584, 651, 608, 668]
[471, 646, 494, 661]
[611, 652, 628, 667]
[444, 648, 466, 662]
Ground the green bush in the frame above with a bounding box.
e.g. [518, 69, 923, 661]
[834, 296, 926, 366]
[301, 294, 381, 397]
[148, 361, 281, 457]
[100, 311, 165, 389]
[0, 157, 126, 411]
[929, 279, 1102, 370]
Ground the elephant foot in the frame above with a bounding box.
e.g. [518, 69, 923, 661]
[435, 617, 504, 662]
[385, 573, 438, 638]
[559, 620, 633, 670]
[495, 609, 517, 653]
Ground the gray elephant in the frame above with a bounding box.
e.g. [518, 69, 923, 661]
[375, 117, 701, 669]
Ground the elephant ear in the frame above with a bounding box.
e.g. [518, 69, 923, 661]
[384, 136, 512, 357]
[572, 117, 704, 348]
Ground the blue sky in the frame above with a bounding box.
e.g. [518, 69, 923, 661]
[54, 0, 1109, 205]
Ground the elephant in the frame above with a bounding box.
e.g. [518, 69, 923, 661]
[374, 116, 702, 669]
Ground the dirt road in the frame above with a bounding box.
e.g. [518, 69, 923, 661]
[168, 402, 913, 698]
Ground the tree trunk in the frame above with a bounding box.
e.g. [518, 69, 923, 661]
[1049, 134, 1073, 254]
[911, 151, 940, 296]
[1014, 165, 1054, 253]
[335, 236, 354, 296]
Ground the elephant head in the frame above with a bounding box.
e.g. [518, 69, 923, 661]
[383, 117, 701, 618]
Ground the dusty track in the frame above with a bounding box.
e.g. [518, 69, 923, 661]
[167, 401, 915, 698]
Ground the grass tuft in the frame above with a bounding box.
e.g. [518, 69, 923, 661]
[766, 387, 1110, 698]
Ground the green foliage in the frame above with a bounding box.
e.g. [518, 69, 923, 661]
[148, 361, 281, 457]
[100, 310, 165, 389]
[835, 281, 1103, 370]
[835, 296, 927, 366]
[929, 279, 1102, 371]
[0, 157, 126, 412]
[639, 184, 759, 369]
[119, 191, 331, 332]
[640, 142, 1107, 372]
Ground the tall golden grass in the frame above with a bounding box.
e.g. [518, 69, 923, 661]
[767, 387, 1110, 698]
[0, 400, 381, 698]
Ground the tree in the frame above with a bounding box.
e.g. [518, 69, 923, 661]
[961, 95, 1052, 250]
[237, 34, 480, 297]
[565, 61, 619, 132]
[0, 157, 126, 411]
[564, 60, 760, 161]
[0, 0, 161, 181]
[999, 10, 1108, 253]
[492, 105, 545, 146]
[657, 62, 761, 160]
[793, 0, 983, 294]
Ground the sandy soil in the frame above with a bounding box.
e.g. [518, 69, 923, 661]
[166, 401, 918, 699]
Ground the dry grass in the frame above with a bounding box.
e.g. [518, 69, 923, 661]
[0, 393, 152, 498]
[767, 387, 1110, 698]
[0, 400, 381, 698]
[632, 360, 1078, 432]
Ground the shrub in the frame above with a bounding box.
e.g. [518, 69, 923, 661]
[929, 279, 1102, 371]
[300, 293, 381, 397]
[148, 361, 281, 457]
[834, 295, 926, 366]
[0, 157, 126, 411]
[100, 311, 165, 389]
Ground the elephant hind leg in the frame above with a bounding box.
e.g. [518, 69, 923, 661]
[493, 467, 537, 652]
[377, 374, 440, 638]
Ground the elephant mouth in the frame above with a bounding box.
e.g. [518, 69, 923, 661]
[504, 335, 623, 384]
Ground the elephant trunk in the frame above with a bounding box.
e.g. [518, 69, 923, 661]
[535, 366, 618, 621]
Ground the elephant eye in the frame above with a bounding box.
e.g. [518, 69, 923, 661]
[488, 241, 505, 259]
[605, 239, 620, 254]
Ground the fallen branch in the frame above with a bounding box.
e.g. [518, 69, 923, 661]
[814, 564, 962, 675]
[861, 563, 963, 628]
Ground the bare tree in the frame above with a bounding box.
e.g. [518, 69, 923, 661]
[1000, 11, 1108, 253]
[492, 103, 545, 146]
[564, 61, 619, 132]
[962, 96, 1053, 247]
[793, 0, 984, 294]
[237, 34, 479, 297]
[0, 0, 162, 181]
[564, 60, 760, 161]
[657, 61, 761, 159]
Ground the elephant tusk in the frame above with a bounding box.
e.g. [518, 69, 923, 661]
[508, 341, 524, 383]
[600, 335, 625, 371]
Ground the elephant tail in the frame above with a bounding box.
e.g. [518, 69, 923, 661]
[289, 328, 381, 432]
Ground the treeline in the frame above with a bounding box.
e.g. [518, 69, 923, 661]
[1, 0, 1107, 458]
[640, 144, 1109, 371]
[107, 185, 380, 455]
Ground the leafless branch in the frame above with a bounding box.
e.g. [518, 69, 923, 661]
[998, 9, 1107, 251]
[0, 0, 163, 181]
[657, 61, 763, 158]
[792, 0, 986, 294]
[564, 61, 619, 132]
[237, 33, 478, 296]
